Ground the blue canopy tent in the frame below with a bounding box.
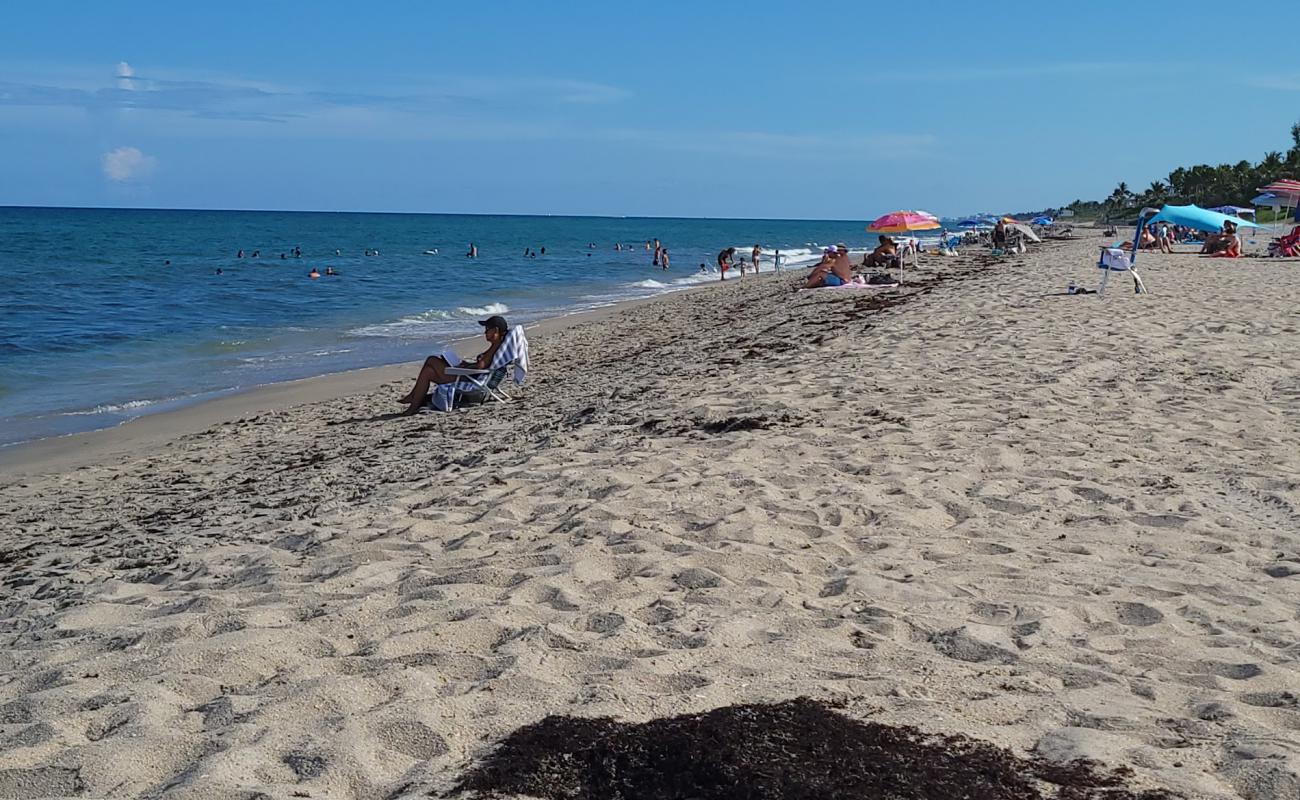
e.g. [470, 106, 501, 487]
[1134, 204, 1257, 257]
[1145, 204, 1259, 237]
[1031, 215, 1053, 225]
[956, 219, 984, 228]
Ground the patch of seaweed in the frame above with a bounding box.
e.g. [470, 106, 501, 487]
[451, 698, 1177, 800]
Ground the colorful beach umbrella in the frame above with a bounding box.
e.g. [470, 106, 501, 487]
[867, 210, 941, 233]
[1258, 179, 1300, 200]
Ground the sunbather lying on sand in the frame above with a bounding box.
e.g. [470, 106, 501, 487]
[397, 315, 508, 415]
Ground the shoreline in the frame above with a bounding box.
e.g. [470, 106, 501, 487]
[0, 269, 788, 476]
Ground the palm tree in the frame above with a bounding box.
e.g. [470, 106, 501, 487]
[1143, 181, 1168, 208]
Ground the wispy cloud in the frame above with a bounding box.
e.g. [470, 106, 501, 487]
[598, 128, 937, 160]
[102, 146, 156, 182]
[0, 63, 631, 124]
[1247, 75, 1300, 91]
[868, 61, 1174, 84]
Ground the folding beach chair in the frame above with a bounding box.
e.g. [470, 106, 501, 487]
[1096, 247, 1146, 295]
[430, 326, 530, 412]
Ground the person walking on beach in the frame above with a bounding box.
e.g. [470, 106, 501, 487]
[751, 244, 761, 273]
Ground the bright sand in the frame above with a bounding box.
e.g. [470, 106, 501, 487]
[2, 237, 1299, 799]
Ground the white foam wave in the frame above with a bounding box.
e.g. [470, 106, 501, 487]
[349, 303, 511, 338]
[64, 399, 157, 416]
[631, 279, 668, 289]
[456, 303, 510, 317]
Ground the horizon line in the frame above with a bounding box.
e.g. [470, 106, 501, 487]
[0, 203, 897, 225]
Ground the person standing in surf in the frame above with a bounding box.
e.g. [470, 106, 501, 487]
[717, 247, 735, 281]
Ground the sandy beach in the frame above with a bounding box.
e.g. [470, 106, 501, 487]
[2, 237, 1299, 798]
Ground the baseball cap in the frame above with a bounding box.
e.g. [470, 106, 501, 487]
[478, 315, 509, 333]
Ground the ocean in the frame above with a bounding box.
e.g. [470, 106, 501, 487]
[0, 207, 928, 447]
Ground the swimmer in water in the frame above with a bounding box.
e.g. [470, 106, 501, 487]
[237, 249, 244, 259]
[309, 267, 320, 279]
[467, 243, 478, 258]
[325, 267, 337, 276]
[216, 268, 223, 275]
[164, 260, 171, 266]
[251, 250, 260, 258]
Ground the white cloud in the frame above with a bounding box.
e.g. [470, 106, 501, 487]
[102, 146, 156, 182]
[116, 61, 136, 90]
[1248, 75, 1300, 92]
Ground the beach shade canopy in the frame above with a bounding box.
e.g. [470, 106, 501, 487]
[1146, 204, 1260, 232]
[1208, 205, 1255, 218]
[956, 218, 984, 228]
[867, 210, 941, 233]
[1252, 192, 1280, 206]
[1031, 215, 1053, 225]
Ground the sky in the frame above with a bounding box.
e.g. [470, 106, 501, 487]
[1, 1, 1297, 219]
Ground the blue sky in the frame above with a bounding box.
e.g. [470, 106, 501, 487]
[2, 1, 1296, 219]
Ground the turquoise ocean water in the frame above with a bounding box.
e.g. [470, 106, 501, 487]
[0, 207, 922, 447]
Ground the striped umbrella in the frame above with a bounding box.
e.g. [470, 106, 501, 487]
[1259, 179, 1300, 201]
[867, 210, 941, 233]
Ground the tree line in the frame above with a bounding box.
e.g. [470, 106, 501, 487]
[1058, 122, 1300, 222]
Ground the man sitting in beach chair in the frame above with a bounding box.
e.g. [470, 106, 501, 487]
[397, 315, 529, 415]
[861, 235, 899, 270]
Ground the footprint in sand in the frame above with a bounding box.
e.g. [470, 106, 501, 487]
[1114, 602, 1165, 627]
[928, 628, 1019, 664]
[1239, 691, 1299, 709]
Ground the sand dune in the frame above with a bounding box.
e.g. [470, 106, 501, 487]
[2, 239, 1299, 799]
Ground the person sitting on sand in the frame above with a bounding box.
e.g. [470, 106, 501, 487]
[397, 315, 508, 415]
[1201, 221, 1236, 255]
[1205, 222, 1241, 258]
[806, 246, 855, 288]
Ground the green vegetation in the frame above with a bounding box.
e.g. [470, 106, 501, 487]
[1060, 122, 1300, 222]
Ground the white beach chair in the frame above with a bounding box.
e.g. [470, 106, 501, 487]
[1096, 247, 1147, 295]
[430, 326, 530, 411]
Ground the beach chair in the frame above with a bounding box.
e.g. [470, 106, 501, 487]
[1096, 247, 1147, 295]
[429, 326, 530, 412]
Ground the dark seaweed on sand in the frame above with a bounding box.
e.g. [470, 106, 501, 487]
[451, 698, 1178, 800]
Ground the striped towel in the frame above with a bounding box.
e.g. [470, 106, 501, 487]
[489, 326, 529, 386]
